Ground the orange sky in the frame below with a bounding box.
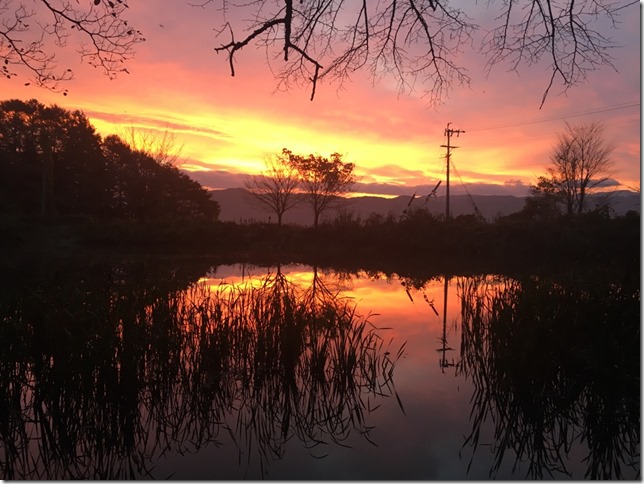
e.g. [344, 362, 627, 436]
[2, 1, 640, 197]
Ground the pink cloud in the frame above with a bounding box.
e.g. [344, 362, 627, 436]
[1, 0, 638, 195]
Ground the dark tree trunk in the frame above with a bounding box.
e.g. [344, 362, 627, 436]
[41, 135, 55, 218]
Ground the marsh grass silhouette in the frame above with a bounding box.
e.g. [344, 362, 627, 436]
[0, 262, 402, 479]
[456, 275, 640, 479]
[185, 267, 404, 473]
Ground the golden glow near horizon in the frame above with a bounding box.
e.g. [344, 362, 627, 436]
[1, 1, 639, 195]
[76, 96, 642, 195]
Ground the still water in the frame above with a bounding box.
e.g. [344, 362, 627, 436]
[0, 260, 639, 479]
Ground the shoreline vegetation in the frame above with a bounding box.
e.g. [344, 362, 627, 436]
[2, 208, 639, 279]
[1, 98, 638, 280]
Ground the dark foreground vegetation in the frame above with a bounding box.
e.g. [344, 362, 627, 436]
[458, 273, 640, 479]
[0, 258, 401, 479]
[2, 206, 639, 279]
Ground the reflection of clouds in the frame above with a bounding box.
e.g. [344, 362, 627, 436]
[188, 267, 488, 479]
[326, 273, 503, 479]
[202, 264, 318, 288]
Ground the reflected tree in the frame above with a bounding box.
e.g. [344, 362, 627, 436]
[457, 274, 640, 479]
[188, 265, 404, 472]
[0, 259, 209, 479]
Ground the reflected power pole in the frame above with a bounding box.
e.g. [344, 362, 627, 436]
[440, 123, 465, 220]
[438, 275, 455, 373]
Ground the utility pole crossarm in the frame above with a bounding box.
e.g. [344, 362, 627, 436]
[441, 122, 465, 220]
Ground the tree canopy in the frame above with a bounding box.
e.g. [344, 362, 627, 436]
[245, 148, 356, 227]
[0, 1, 635, 106]
[0, 98, 220, 222]
[290, 150, 356, 228]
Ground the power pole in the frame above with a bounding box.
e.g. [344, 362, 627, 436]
[440, 123, 465, 220]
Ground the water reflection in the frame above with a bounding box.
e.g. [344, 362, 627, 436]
[439, 277, 456, 372]
[457, 274, 640, 479]
[400, 274, 455, 372]
[0, 261, 639, 479]
[0, 261, 402, 479]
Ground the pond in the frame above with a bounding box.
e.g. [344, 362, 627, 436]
[0, 260, 639, 479]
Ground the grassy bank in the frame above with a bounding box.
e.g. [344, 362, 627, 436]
[1, 210, 639, 277]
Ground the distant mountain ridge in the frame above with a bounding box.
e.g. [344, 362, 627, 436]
[210, 188, 640, 225]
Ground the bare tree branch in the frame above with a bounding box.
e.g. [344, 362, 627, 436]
[207, 0, 630, 106]
[1, 1, 634, 106]
[245, 148, 300, 225]
[0, 0, 143, 93]
[119, 125, 184, 166]
[482, 0, 622, 108]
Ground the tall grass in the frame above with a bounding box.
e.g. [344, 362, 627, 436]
[457, 275, 640, 479]
[0, 263, 403, 479]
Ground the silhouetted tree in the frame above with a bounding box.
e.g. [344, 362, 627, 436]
[0, 99, 48, 214]
[245, 148, 300, 225]
[160, 165, 221, 221]
[289, 151, 356, 228]
[0, 99, 219, 222]
[1, 2, 634, 106]
[102, 135, 220, 222]
[119, 126, 184, 166]
[531, 122, 614, 215]
[523, 176, 563, 219]
[0, 99, 109, 217]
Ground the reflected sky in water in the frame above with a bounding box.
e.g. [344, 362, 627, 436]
[0, 262, 638, 480]
[173, 265, 550, 479]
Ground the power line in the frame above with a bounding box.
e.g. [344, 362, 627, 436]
[450, 160, 484, 220]
[468, 101, 640, 132]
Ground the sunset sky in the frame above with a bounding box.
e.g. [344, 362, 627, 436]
[2, 1, 640, 198]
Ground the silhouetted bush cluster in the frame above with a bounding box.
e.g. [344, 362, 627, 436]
[262, 207, 639, 273]
[3, 194, 638, 276]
